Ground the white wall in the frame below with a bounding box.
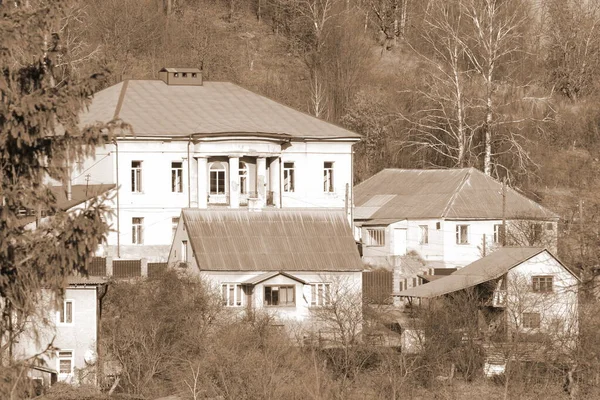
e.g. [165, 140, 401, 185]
[506, 251, 578, 341]
[76, 138, 355, 261]
[14, 286, 99, 384]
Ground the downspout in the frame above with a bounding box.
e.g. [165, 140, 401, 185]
[350, 147, 354, 229]
[114, 141, 121, 258]
[187, 136, 192, 208]
[96, 283, 109, 384]
[279, 157, 283, 208]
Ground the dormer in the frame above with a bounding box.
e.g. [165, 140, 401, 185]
[158, 67, 203, 86]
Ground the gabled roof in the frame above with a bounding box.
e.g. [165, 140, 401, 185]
[80, 80, 360, 140]
[242, 271, 307, 285]
[182, 208, 364, 272]
[354, 168, 557, 222]
[396, 248, 574, 298]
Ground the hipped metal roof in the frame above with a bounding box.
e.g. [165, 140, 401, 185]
[396, 248, 561, 299]
[80, 80, 360, 140]
[182, 208, 364, 272]
[354, 168, 558, 222]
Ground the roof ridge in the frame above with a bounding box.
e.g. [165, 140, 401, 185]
[113, 80, 129, 120]
[440, 169, 471, 218]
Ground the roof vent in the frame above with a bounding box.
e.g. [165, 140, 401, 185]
[159, 67, 203, 86]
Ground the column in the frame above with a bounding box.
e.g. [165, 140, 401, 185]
[256, 157, 267, 208]
[197, 157, 208, 209]
[270, 157, 281, 208]
[229, 156, 240, 209]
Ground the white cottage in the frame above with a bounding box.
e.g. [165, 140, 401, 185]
[76, 68, 360, 261]
[168, 208, 364, 329]
[354, 168, 559, 272]
[15, 276, 107, 387]
[397, 248, 579, 345]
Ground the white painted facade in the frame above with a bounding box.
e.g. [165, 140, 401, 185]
[505, 251, 579, 340]
[74, 138, 355, 261]
[168, 218, 362, 328]
[15, 284, 102, 385]
[361, 218, 558, 270]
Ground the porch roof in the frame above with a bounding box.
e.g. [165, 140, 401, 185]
[396, 247, 547, 299]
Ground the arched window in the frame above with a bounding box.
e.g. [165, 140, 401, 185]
[210, 162, 226, 194]
[239, 161, 248, 195]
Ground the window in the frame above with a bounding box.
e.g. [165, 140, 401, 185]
[283, 162, 295, 192]
[456, 224, 469, 244]
[419, 225, 428, 244]
[131, 161, 142, 192]
[264, 285, 295, 306]
[132, 217, 143, 244]
[310, 283, 331, 307]
[210, 162, 226, 194]
[522, 312, 541, 329]
[182, 72, 188, 78]
[192, 73, 197, 78]
[174, 72, 179, 78]
[436, 222, 441, 230]
[546, 222, 554, 231]
[222, 283, 243, 307]
[181, 240, 188, 263]
[58, 300, 73, 324]
[531, 223, 543, 243]
[494, 224, 504, 244]
[57, 350, 73, 375]
[239, 162, 248, 195]
[171, 162, 183, 192]
[323, 162, 334, 192]
[366, 228, 385, 247]
[532, 275, 553, 293]
[172, 217, 179, 239]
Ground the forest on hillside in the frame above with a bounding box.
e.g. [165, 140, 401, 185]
[59, 0, 600, 270]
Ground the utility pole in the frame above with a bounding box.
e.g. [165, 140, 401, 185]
[502, 177, 507, 247]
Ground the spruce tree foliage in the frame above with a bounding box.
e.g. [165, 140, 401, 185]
[0, 0, 120, 387]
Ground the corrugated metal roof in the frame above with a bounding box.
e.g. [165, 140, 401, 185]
[67, 275, 108, 285]
[396, 247, 546, 298]
[182, 208, 364, 272]
[80, 80, 360, 140]
[354, 168, 558, 221]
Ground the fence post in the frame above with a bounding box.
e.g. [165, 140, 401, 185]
[106, 257, 113, 277]
[141, 258, 148, 277]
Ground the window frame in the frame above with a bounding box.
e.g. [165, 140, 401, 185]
[419, 225, 429, 245]
[221, 283, 244, 307]
[132, 217, 144, 245]
[264, 285, 295, 307]
[283, 162, 295, 193]
[171, 161, 183, 193]
[366, 228, 385, 247]
[493, 224, 503, 244]
[456, 224, 469, 245]
[239, 161, 248, 195]
[532, 275, 553, 293]
[522, 312, 541, 329]
[310, 283, 331, 307]
[181, 240, 188, 263]
[209, 162, 227, 195]
[57, 350, 74, 376]
[131, 160, 142, 193]
[323, 161, 334, 193]
[57, 300, 73, 325]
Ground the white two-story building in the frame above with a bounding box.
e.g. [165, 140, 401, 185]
[354, 168, 559, 287]
[76, 68, 360, 261]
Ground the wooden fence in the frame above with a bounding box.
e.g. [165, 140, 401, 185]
[148, 262, 167, 278]
[113, 260, 142, 278]
[362, 269, 393, 304]
[87, 257, 107, 276]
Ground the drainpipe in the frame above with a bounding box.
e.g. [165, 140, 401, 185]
[114, 140, 121, 258]
[350, 147, 355, 229]
[279, 157, 283, 208]
[187, 136, 192, 208]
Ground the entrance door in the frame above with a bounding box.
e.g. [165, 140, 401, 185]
[394, 228, 407, 256]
